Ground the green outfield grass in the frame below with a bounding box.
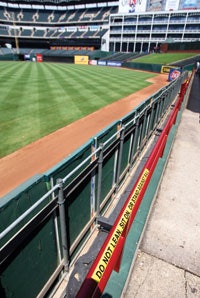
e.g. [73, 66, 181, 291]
[132, 52, 199, 64]
[0, 61, 157, 158]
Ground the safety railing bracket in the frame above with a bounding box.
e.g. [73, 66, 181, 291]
[97, 216, 113, 233]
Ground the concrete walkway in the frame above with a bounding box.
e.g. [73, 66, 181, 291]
[121, 75, 200, 297]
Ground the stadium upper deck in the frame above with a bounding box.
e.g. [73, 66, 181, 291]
[0, 0, 200, 52]
[2, 0, 113, 4]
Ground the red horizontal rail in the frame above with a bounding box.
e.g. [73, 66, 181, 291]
[76, 78, 189, 298]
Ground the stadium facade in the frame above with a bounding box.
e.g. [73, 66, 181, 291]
[0, 0, 200, 53]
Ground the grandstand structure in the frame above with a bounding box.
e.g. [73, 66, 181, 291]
[0, 0, 200, 54]
[110, 9, 200, 52]
[0, 0, 119, 53]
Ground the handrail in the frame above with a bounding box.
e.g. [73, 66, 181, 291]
[0, 184, 59, 240]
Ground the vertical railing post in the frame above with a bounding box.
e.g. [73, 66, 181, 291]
[140, 110, 148, 147]
[90, 138, 97, 228]
[154, 101, 160, 125]
[148, 100, 155, 133]
[96, 144, 104, 219]
[130, 116, 140, 167]
[57, 178, 69, 272]
[50, 178, 62, 264]
[115, 126, 125, 189]
[159, 94, 165, 119]
[157, 93, 165, 122]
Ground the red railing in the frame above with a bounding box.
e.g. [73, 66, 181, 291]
[76, 78, 190, 298]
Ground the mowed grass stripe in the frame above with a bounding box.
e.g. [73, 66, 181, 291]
[133, 52, 199, 64]
[0, 62, 156, 158]
[0, 62, 30, 100]
[44, 63, 87, 120]
[49, 64, 147, 110]
[51, 63, 154, 103]
[0, 63, 43, 155]
[46, 63, 108, 118]
[35, 63, 73, 135]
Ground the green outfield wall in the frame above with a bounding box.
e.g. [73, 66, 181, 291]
[123, 61, 163, 73]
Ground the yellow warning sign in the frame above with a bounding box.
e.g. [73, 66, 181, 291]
[161, 65, 177, 74]
[74, 55, 88, 65]
[91, 168, 149, 282]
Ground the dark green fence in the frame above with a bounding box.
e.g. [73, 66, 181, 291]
[0, 54, 18, 61]
[123, 61, 163, 73]
[0, 71, 188, 298]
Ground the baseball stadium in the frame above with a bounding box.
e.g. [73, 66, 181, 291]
[0, 0, 200, 297]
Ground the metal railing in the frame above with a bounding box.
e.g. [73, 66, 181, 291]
[0, 71, 188, 298]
